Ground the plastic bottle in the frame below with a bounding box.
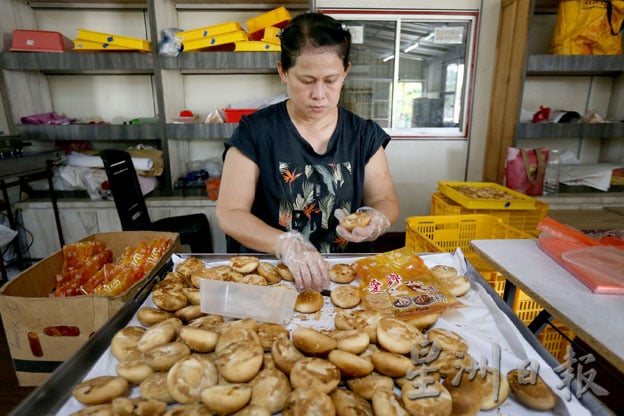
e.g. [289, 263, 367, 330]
[543, 148, 561, 196]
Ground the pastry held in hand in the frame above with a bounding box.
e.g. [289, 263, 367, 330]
[335, 207, 390, 243]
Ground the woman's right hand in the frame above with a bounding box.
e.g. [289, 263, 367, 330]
[275, 231, 329, 292]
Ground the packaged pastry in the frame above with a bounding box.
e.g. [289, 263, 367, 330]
[353, 247, 463, 320]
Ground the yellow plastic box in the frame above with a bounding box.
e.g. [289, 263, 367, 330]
[438, 181, 538, 210]
[234, 41, 281, 52]
[262, 26, 282, 45]
[177, 22, 244, 42]
[73, 39, 134, 51]
[183, 30, 249, 52]
[430, 192, 548, 237]
[405, 214, 533, 272]
[246, 7, 291, 40]
[76, 29, 151, 51]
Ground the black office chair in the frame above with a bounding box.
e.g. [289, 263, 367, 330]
[99, 149, 213, 253]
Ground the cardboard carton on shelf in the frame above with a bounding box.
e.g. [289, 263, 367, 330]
[0, 231, 180, 386]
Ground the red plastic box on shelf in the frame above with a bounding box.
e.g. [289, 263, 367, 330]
[224, 108, 257, 122]
[11, 29, 73, 52]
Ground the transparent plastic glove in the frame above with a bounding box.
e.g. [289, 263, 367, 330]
[335, 206, 390, 243]
[275, 231, 329, 291]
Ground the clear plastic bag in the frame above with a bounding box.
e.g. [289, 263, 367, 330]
[159, 28, 182, 57]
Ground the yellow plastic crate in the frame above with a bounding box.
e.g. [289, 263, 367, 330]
[537, 320, 575, 363]
[438, 181, 538, 210]
[76, 29, 151, 51]
[513, 290, 544, 325]
[177, 22, 244, 42]
[405, 214, 533, 272]
[482, 271, 506, 297]
[430, 192, 548, 237]
[234, 41, 281, 52]
[183, 30, 249, 51]
[73, 39, 134, 51]
[262, 26, 282, 45]
[246, 7, 291, 40]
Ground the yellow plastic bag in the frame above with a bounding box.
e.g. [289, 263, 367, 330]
[550, 0, 624, 55]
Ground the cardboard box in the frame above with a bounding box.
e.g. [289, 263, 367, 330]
[0, 231, 179, 386]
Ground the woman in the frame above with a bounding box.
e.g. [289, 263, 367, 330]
[216, 12, 400, 291]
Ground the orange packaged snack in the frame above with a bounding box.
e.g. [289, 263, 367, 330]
[353, 247, 463, 320]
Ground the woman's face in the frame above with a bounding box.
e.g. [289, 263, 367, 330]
[279, 48, 349, 121]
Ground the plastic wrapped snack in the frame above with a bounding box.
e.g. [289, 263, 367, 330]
[353, 247, 463, 320]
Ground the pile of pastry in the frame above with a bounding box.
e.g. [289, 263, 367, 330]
[68, 256, 560, 416]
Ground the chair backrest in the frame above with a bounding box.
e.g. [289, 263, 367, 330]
[99, 149, 152, 230]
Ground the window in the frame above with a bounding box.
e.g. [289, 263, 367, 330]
[324, 10, 478, 139]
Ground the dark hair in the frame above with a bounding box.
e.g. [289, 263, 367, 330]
[279, 13, 351, 71]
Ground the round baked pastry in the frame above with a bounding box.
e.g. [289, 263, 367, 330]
[229, 256, 260, 274]
[238, 273, 268, 286]
[276, 263, 295, 282]
[68, 403, 113, 416]
[404, 313, 440, 331]
[401, 378, 453, 416]
[376, 317, 426, 355]
[426, 328, 469, 353]
[282, 387, 336, 416]
[111, 397, 167, 416]
[137, 307, 174, 327]
[271, 337, 306, 375]
[331, 388, 373, 415]
[329, 263, 356, 284]
[209, 265, 233, 279]
[478, 367, 510, 410]
[176, 257, 207, 277]
[430, 350, 474, 379]
[256, 262, 282, 284]
[152, 288, 188, 312]
[166, 353, 219, 404]
[289, 357, 341, 394]
[334, 309, 384, 344]
[216, 339, 264, 383]
[327, 348, 374, 378]
[507, 368, 557, 411]
[201, 384, 252, 415]
[153, 276, 186, 292]
[332, 329, 370, 354]
[178, 326, 219, 353]
[370, 351, 414, 378]
[136, 317, 182, 353]
[115, 359, 154, 385]
[330, 285, 361, 309]
[340, 211, 371, 231]
[442, 371, 484, 416]
[182, 287, 201, 305]
[232, 405, 272, 416]
[139, 372, 175, 404]
[111, 326, 145, 361]
[430, 264, 458, 279]
[174, 304, 204, 322]
[187, 314, 224, 332]
[346, 371, 395, 401]
[190, 267, 219, 288]
[371, 386, 409, 416]
[249, 368, 291, 414]
[215, 326, 261, 353]
[438, 274, 471, 297]
[72, 376, 129, 406]
[255, 322, 289, 352]
[292, 327, 337, 356]
[294, 289, 324, 313]
[142, 341, 191, 372]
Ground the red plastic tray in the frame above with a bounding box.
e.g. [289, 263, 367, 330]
[11, 29, 73, 52]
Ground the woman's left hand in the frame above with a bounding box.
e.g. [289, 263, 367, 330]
[335, 207, 390, 243]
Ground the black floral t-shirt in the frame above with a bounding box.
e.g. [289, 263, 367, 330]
[224, 100, 390, 253]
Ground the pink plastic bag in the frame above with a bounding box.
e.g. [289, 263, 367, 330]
[504, 147, 550, 196]
[20, 112, 76, 125]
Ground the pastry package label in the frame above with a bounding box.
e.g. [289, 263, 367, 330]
[354, 247, 463, 320]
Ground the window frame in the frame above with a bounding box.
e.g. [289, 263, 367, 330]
[320, 9, 480, 139]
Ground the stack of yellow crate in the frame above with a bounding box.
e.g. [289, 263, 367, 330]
[178, 7, 288, 52]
